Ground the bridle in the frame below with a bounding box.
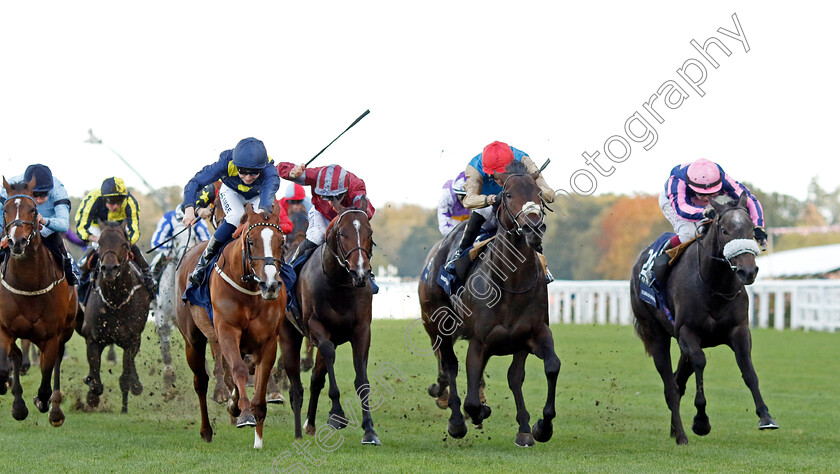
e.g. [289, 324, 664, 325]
[95, 228, 143, 309]
[241, 221, 286, 285]
[3, 193, 38, 249]
[696, 205, 760, 299]
[324, 209, 373, 273]
[496, 175, 546, 236]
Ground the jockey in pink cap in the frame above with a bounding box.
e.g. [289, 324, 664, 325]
[649, 158, 767, 280]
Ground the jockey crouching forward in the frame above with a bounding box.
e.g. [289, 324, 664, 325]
[649, 158, 766, 282]
[444, 141, 556, 282]
[148, 184, 214, 296]
[0, 164, 78, 285]
[75, 177, 156, 297]
[276, 162, 378, 293]
[183, 138, 292, 287]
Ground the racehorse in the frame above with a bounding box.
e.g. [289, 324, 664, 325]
[176, 203, 286, 448]
[278, 198, 381, 445]
[79, 220, 151, 413]
[149, 222, 230, 402]
[418, 165, 560, 447]
[0, 177, 76, 425]
[630, 193, 778, 445]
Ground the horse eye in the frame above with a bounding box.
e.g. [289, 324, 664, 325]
[505, 192, 512, 198]
[721, 228, 729, 235]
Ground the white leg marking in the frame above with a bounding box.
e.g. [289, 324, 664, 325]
[254, 430, 263, 449]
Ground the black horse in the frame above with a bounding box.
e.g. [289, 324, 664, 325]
[418, 163, 560, 447]
[630, 194, 778, 445]
[78, 220, 151, 413]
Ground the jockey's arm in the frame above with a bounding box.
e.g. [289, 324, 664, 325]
[125, 196, 142, 246]
[39, 202, 70, 237]
[74, 191, 98, 243]
[521, 155, 556, 203]
[462, 165, 493, 210]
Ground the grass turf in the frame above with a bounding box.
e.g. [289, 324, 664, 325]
[0, 320, 836, 472]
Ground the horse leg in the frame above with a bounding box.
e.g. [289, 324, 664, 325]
[107, 344, 118, 363]
[266, 359, 285, 404]
[20, 339, 30, 376]
[216, 324, 255, 428]
[507, 351, 534, 447]
[184, 336, 213, 442]
[119, 343, 142, 413]
[351, 326, 381, 446]
[301, 339, 315, 372]
[210, 341, 230, 404]
[674, 353, 693, 399]
[280, 326, 304, 438]
[463, 340, 492, 427]
[530, 327, 561, 444]
[439, 338, 467, 438]
[0, 332, 12, 395]
[678, 329, 710, 437]
[730, 326, 778, 430]
[34, 338, 59, 414]
[7, 341, 28, 420]
[650, 333, 687, 444]
[427, 348, 450, 410]
[317, 339, 347, 431]
[156, 311, 175, 389]
[84, 340, 104, 407]
[304, 348, 327, 433]
[251, 337, 277, 449]
[49, 339, 68, 427]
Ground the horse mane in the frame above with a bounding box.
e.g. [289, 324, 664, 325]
[8, 181, 31, 193]
[504, 160, 528, 175]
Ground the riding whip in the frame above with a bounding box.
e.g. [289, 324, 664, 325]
[304, 109, 370, 167]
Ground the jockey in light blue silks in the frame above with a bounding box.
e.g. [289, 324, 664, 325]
[0, 164, 78, 285]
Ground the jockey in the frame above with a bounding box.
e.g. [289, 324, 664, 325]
[651, 158, 766, 279]
[148, 183, 215, 294]
[183, 137, 291, 286]
[445, 141, 556, 278]
[75, 176, 156, 294]
[278, 182, 313, 216]
[438, 171, 470, 236]
[0, 164, 78, 285]
[276, 162, 376, 263]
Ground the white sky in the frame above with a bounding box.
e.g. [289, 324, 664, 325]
[2, 1, 838, 209]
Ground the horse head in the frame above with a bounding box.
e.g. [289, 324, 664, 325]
[708, 193, 761, 285]
[241, 203, 286, 300]
[494, 166, 545, 249]
[327, 197, 373, 288]
[2, 176, 40, 258]
[97, 220, 132, 282]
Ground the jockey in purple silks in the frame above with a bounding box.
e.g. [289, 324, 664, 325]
[437, 172, 470, 236]
[649, 158, 767, 280]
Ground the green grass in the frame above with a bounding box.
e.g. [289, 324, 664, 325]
[0, 320, 837, 473]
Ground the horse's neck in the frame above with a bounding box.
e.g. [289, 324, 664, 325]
[696, 230, 739, 292]
[487, 230, 537, 275]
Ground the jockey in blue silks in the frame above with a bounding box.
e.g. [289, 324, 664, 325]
[0, 164, 78, 285]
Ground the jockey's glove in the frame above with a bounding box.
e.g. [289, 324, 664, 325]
[702, 207, 716, 220]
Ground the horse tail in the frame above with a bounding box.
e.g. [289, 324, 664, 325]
[633, 315, 656, 357]
[630, 249, 656, 357]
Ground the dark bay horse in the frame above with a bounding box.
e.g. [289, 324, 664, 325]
[176, 203, 286, 449]
[0, 177, 76, 425]
[278, 200, 381, 445]
[79, 220, 151, 413]
[630, 193, 778, 445]
[418, 167, 560, 447]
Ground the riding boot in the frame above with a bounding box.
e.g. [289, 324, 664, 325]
[149, 253, 166, 296]
[63, 253, 78, 286]
[652, 242, 675, 284]
[445, 211, 486, 273]
[290, 238, 318, 264]
[188, 236, 225, 286]
[130, 244, 156, 295]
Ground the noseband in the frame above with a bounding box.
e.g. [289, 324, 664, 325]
[496, 176, 545, 235]
[701, 206, 761, 272]
[325, 209, 373, 273]
[3, 194, 39, 249]
[241, 221, 286, 285]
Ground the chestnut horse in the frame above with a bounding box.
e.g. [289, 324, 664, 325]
[278, 200, 380, 445]
[80, 220, 151, 413]
[0, 178, 76, 426]
[418, 166, 560, 447]
[176, 203, 286, 449]
[630, 194, 778, 444]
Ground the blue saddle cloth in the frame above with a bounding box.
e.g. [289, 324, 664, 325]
[182, 249, 297, 324]
[639, 232, 675, 322]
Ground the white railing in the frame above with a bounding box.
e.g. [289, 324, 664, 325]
[372, 279, 840, 333]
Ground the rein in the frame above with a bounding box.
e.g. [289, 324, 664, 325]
[3, 193, 38, 249]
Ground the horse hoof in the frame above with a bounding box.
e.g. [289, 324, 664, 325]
[121, 406, 128, 414]
[163, 387, 179, 402]
[87, 392, 100, 408]
[361, 432, 381, 446]
[49, 410, 65, 427]
[163, 367, 176, 387]
[212, 390, 229, 404]
[328, 411, 348, 430]
[532, 419, 553, 443]
[227, 399, 241, 418]
[427, 383, 441, 398]
[304, 419, 317, 436]
[759, 417, 779, 430]
[236, 413, 257, 428]
[33, 396, 49, 413]
[481, 403, 492, 420]
[301, 358, 314, 372]
[0, 377, 8, 395]
[20, 363, 30, 376]
[676, 435, 689, 445]
[130, 382, 143, 396]
[12, 401, 28, 421]
[692, 415, 711, 436]
[447, 420, 467, 439]
[201, 429, 213, 443]
[267, 392, 285, 404]
[515, 432, 535, 447]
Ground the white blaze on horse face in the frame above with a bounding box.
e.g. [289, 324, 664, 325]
[10, 198, 21, 243]
[260, 228, 278, 283]
[522, 201, 541, 216]
[353, 219, 364, 271]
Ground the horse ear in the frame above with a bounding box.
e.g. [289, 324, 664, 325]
[2, 176, 9, 193]
[244, 202, 255, 216]
[356, 194, 369, 212]
[709, 196, 725, 216]
[737, 192, 749, 209]
[26, 177, 36, 193]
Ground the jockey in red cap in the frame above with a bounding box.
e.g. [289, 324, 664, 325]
[445, 141, 556, 280]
